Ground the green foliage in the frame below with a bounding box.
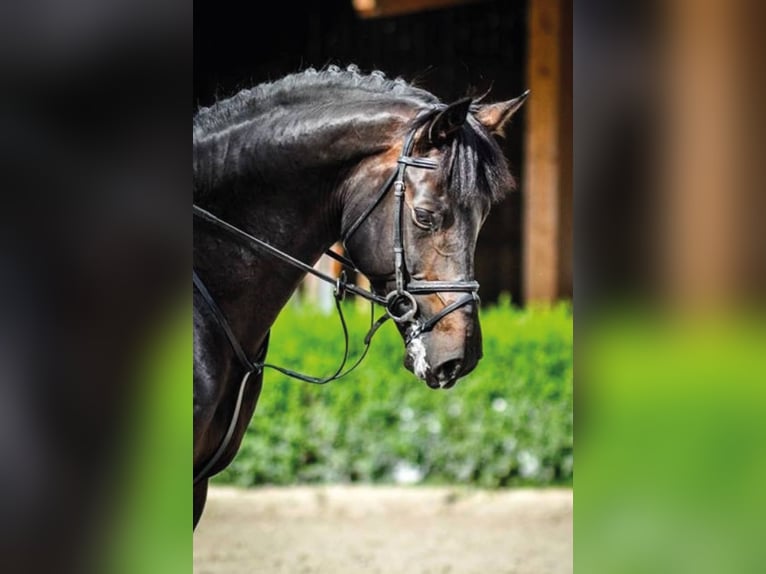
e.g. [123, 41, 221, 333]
[214, 295, 572, 488]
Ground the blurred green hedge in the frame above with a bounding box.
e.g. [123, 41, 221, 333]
[214, 295, 572, 488]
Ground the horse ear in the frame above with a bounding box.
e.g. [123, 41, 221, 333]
[427, 97, 473, 145]
[476, 90, 530, 137]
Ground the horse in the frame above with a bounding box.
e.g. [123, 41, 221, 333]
[193, 65, 527, 527]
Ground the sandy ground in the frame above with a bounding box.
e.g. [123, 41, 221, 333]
[194, 486, 572, 574]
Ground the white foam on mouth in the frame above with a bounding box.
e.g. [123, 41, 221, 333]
[407, 336, 430, 380]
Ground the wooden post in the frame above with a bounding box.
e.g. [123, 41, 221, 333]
[302, 243, 344, 313]
[662, 0, 741, 309]
[523, 0, 566, 304]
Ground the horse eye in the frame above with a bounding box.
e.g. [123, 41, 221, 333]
[413, 208, 435, 229]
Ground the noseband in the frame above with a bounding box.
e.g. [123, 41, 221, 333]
[193, 126, 479, 483]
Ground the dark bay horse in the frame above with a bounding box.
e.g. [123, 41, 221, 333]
[193, 65, 527, 527]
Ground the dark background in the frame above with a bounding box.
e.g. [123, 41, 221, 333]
[194, 0, 528, 303]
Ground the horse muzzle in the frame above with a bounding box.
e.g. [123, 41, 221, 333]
[403, 316, 482, 390]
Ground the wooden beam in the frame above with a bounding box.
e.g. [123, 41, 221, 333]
[352, 0, 482, 19]
[523, 0, 563, 303]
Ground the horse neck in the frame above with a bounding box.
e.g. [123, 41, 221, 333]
[193, 111, 405, 354]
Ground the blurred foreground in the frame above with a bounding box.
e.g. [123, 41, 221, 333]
[577, 312, 766, 574]
[575, 1, 766, 571]
[194, 485, 572, 574]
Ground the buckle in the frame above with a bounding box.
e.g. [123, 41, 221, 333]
[385, 290, 418, 323]
[334, 271, 348, 301]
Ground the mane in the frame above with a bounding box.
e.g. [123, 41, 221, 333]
[445, 113, 515, 205]
[193, 64, 513, 206]
[193, 64, 439, 139]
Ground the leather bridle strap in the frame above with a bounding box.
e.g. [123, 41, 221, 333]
[393, 165, 407, 293]
[193, 276, 382, 486]
[194, 266, 384, 385]
[193, 270, 258, 373]
[194, 204, 386, 306]
[407, 280, 480, 293]
[341, 129, 437, 245]
[322, 248, 361, 274]
[341, 169, 398, 244]
[262, 295, 379, 384]
[410, 293, 479, 340]
[194, 369, 253, 485]
[192, 310, 269, 486]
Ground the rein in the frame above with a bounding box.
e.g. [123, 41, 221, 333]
[193, 205, 387, 307]
[193, 126, 479, 484]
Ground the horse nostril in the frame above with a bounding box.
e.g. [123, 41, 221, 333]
[435, 358, 463, 384]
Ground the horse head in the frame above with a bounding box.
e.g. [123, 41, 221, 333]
[342, 91, 528, 389]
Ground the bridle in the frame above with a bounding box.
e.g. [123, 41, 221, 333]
[193, 124, 479, 484]
[339, 126, 480, 336]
